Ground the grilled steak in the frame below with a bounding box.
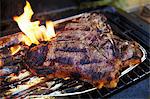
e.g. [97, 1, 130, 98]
[24, 13, 143, 88]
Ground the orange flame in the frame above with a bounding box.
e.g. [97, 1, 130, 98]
[10, 45, 21, 55]
[13, 1, 56, 46]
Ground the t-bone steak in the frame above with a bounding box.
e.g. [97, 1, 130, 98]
[25, 13, 143, 88]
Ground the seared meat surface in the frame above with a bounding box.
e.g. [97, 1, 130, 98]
[25, 13, 143, 88]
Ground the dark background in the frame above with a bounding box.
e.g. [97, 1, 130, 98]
[0, 0, 81, 36]
[0, 0, 84, 21]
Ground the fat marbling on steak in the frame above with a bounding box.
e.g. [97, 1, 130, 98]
[25, 13, 143, 88]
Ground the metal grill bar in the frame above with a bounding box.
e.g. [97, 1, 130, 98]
[87, 93, 93, 99]
[77, 94, 81, 99]
[80, 93, 90, 98]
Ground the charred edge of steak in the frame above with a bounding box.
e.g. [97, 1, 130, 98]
[64, 13, 109, 34]
[24, 43, 49, 75]
[0, 45, 29, 67]
[120, 41, 143, 69]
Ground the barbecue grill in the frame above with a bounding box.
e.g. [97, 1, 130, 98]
[0, 1, 150, 98]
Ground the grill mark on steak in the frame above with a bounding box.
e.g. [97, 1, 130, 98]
[54, 57, 73, 65]
[80, 58, 101, 65]
[55, 47, 87, 53]
[36, 67, 56, 75]
[91, 72, 103, 80]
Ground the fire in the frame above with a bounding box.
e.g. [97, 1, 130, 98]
[45, 21, 56, 41]
[13, 1, 56, 46]
[10, 45, 21, 55]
